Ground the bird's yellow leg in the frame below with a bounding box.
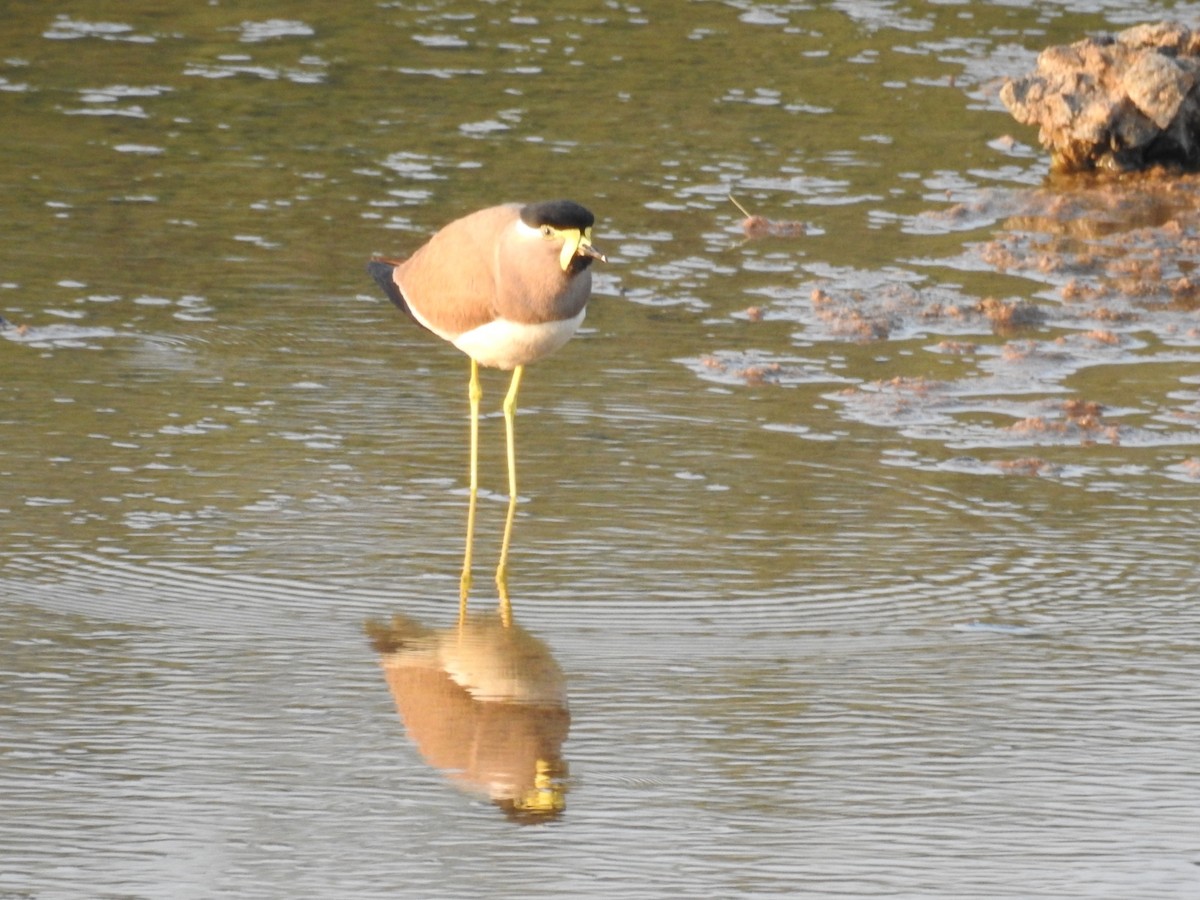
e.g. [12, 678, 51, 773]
[495, 365, 523, 622]
[460, 359, 482, 624]
[502, 365, 523, 503]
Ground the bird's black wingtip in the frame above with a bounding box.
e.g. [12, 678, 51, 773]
[366, 259, 411, 314]
[366, 258, 394, 284]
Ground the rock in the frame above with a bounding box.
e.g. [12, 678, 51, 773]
[1123, 51, 1192, 129]
[1001, 21, 1200, 172]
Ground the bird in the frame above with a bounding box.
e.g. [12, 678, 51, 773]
[367, 199, 606, 611]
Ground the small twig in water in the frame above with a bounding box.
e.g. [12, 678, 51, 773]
[728, 194, 806, 238]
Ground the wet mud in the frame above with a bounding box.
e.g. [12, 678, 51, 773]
[692, 169, 1200, 476]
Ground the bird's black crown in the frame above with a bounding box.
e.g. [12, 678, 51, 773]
[520, 199, 594, 231]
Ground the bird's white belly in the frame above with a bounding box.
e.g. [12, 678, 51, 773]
[452, 309, 586, 370]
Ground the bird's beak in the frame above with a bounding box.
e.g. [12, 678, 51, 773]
[577, 240, 607, 263]
[560, 227, 607, 270]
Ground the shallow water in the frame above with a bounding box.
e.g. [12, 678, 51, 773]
[3, 2, 1200, 898]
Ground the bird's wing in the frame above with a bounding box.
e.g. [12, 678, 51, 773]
[394, 206, 519, 336]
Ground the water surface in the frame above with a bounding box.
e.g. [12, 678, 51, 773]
[2, 1, 1199, 897]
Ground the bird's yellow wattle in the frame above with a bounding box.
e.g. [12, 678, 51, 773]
[516, 758, 566, 813]
[558, 228, 585, 271]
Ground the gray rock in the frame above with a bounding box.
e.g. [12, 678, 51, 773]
[1001, 21, 1200, 172]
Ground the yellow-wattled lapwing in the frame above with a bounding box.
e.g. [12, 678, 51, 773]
[367, 200, 605, 611]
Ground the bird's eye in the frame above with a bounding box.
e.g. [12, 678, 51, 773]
[540, 225, 555, 239]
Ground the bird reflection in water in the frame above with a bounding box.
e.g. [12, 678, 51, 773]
[366, 611, 570, 823]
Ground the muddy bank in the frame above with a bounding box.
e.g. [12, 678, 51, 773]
[687, 167, 1200, 474]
